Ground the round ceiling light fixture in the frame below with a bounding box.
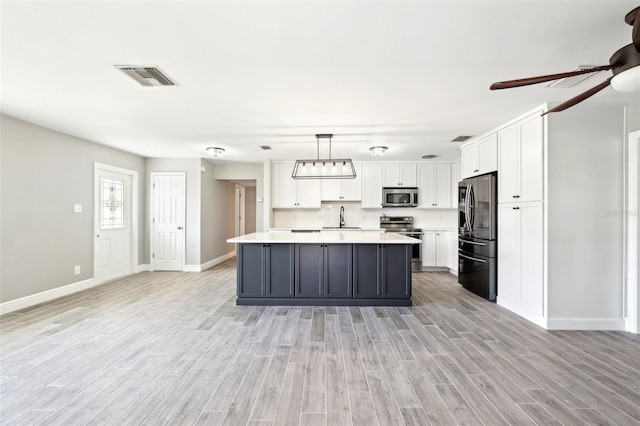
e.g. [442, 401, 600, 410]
[369, 146, 388, 156]
[422, 154, 438, 159]
[206, 147, 225, 157]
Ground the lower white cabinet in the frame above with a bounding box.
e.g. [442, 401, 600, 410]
[422, 231, 446, 267]
[445, 231, 458, 273]
[497, 202, 544, 316]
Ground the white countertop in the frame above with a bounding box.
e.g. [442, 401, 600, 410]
[228, 232, 420, 244]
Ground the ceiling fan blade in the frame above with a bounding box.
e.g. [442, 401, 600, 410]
[633, 9, 640, 52]
[489, 65, 618, 90]
[541, 78, 612, 116]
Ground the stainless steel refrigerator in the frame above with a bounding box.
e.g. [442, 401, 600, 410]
[458, 172, 497, 301]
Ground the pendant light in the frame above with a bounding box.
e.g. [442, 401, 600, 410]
[291, 134, 356, 179]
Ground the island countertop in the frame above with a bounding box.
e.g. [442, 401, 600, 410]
[227, 232, 420, 244]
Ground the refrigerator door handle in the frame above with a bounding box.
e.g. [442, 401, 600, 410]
[460, 239, 486, 246]
[468, 184, 475, 231]
[464, 184, 472, 232]
[458, 251, 487, 263]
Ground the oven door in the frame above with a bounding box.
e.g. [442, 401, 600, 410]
[458, 249, 496, 301]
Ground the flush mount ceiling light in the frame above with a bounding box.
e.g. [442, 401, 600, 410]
[292, 134, 356, 179]
[422, 154, 438, 159]
[369, 146, 388, 156]
[206, 147, 225, 157]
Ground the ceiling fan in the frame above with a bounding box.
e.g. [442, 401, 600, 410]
[490, 6, 640, 115]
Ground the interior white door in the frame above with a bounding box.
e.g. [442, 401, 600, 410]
[95, 169, 132, 283]
[235, 185, 246, 236]
[152, 173, 185, 271]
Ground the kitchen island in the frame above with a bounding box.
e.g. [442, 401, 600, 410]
[227, 232, 419, 306]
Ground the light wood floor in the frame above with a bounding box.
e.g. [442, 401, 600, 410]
[2, 261, 640, 425]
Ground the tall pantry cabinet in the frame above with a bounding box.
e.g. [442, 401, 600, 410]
[494, 103, 625, 329]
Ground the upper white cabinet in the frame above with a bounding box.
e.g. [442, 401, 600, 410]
[417, 164, 451, 208]
[361, 163, 384, 208]
[498, 112, 544, 203]
[272, 162, 321, 208]
[321, 163, 362, 201]
[461, 133, 497, 178]
[451, 160, 462, 209]
[383, 163, 417, 187]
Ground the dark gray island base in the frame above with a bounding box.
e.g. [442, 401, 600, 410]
[229, 234, 416, 306]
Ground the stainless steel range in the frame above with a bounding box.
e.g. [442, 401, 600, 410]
[380, 216, 422, 271]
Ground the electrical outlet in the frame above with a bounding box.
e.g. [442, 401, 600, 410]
[74, 265, 81, 275]
[74, 204, 82, 213]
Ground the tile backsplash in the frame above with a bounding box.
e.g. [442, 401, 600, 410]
[273, 202, 457, 229]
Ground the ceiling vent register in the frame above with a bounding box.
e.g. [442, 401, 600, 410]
[545, 66, 603, 88]
[116, 66, 177, 87]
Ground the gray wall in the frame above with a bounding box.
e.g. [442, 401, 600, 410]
[145, 158, 202, 266]
[1, 114, 146, 303]
[201, 159, 236, 265]
[546, 104, 625, 322]
[245, 186, 257, 234]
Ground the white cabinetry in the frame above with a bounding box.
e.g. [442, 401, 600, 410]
[461, 133, 497, 178]
[445, 231, 458, 273]
[498, 202, 543, 316]
[417, 164, 451, 208]
[383, 163, 417, 187]
[490, 103, 625, 330]
[321, 163, 362, 201]
[361, 163, 384, 208]
[498, 112, 544, 203]
[451, 161, 461, 209]
[272, 162, 321, 208]
[422, 231, 446, 267]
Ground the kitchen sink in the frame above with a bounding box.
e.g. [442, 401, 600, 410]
[321, 226, 361, 230]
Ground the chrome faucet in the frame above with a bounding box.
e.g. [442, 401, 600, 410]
[339, 206, 345, 228]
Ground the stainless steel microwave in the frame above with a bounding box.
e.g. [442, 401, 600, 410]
[382, 187, 418, 207]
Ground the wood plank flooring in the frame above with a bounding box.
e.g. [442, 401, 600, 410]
[2, 260, 640, 425]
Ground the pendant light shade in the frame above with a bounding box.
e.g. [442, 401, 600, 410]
[292, 134, 356, 179]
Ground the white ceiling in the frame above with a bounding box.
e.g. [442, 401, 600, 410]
[1, 1, 638, 163]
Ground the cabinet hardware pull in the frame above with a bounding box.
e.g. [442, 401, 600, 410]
[513, 195, 520, 198]
[513, 207, 520, 210]
[474, 169, 479, 172]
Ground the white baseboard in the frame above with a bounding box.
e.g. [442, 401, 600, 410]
[0, 278, 96, 315]
[625, 317, 639, 334]
[546, 318, 626, 331]
[497, 297, 548, 329]
[183, 251, 236, 272]
[183, 264, 201, 272]
[136, 264, 151, 273]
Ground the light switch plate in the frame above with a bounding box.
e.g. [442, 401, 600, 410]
[74, 204, 82, 213]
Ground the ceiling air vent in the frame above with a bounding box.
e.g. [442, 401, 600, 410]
[260, 146, 272, 150]
[451, 135, 472, 142]
[115, 66, 177, 87]
[546, 66, 602, 88]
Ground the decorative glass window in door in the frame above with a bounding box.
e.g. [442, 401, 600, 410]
[101, 178, 125, 229]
